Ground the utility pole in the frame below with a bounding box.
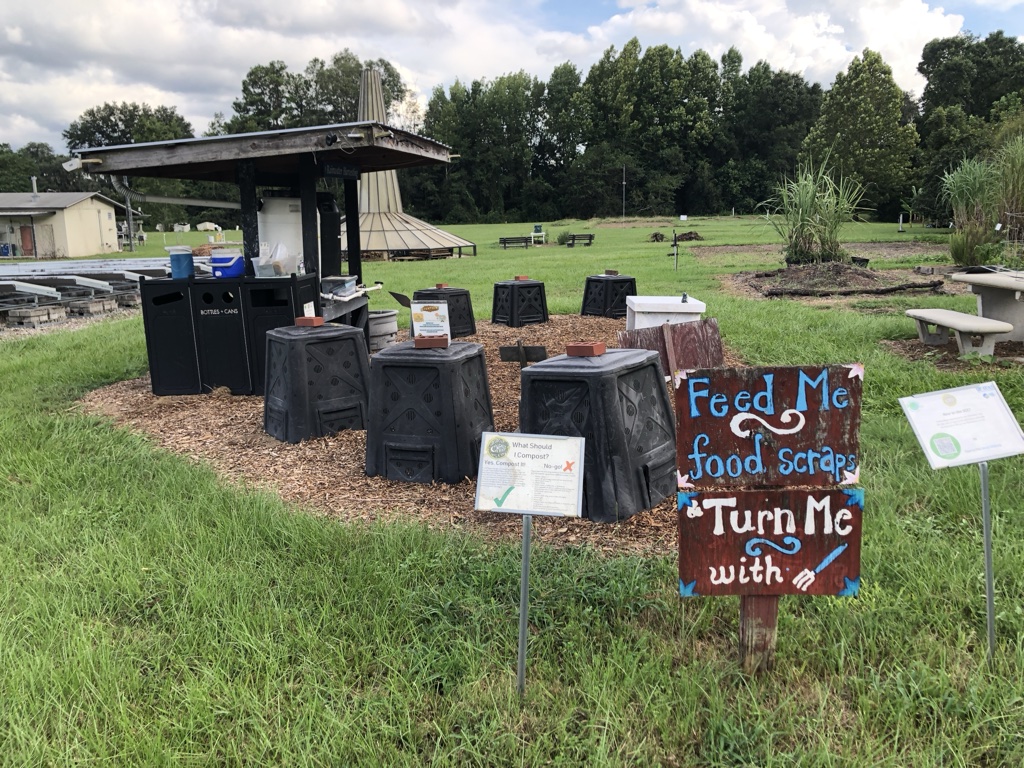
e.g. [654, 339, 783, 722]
[621, 165, 625, 225]
[123, 176, 135, 253]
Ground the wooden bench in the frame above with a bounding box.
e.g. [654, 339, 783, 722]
[566, 233, 595, 247]
[906, 308, 1013, 356]
[499, 236, 531, 249]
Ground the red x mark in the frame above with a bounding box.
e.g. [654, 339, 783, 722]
[563, 460, 575, 472]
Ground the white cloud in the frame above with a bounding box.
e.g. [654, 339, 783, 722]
[0, 0, 975, 153]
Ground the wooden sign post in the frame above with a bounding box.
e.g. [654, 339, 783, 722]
[676, 364, 864, 672]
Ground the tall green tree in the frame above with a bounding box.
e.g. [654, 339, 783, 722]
[919, 31, 1024, 123]
[0, 143, 40, 192]
[224, 52, 407, 133]
[63, 102, 194, 228]
[912, 105, 990, 224]
[64, 102, 193, 150]
[535, 62, 587, 189]
[225, 61, 293, 133]
[803, 49, 917, 218]
[0, 142, 93, 193]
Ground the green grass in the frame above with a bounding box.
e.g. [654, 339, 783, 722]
[2, 219, 1022, 765]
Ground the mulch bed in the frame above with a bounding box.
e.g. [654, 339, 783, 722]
[79, 315, 726, 557]
[733, 262, 949, 298]
[61, 253, 1020, 555]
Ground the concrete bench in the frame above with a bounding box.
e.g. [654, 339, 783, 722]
[906, 308, 1013, 356]
[499, 236, 531, 249]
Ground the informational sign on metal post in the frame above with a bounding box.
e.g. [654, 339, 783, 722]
[475, 432, 585, 518]
[899, 381, 1024, 469]
[900, 381, 1024, 665]
[475, 432, 585, 697]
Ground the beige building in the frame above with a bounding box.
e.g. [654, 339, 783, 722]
[0, 192, 138, 259]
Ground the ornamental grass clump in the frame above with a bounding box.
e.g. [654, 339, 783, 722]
[761, 160, 866, 265]
[940, 152, 1017, 267]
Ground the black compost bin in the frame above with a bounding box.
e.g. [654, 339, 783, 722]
[366, 341, 494, 484]
[520, 348, 676, 522]
[581, 273, 637, 318]
[263, 324, 370, 443]
[242, 274, 320, 395]
[140, 276, 201, 395]
[412, 286, 476, 337]
[491, 279, 548, 327]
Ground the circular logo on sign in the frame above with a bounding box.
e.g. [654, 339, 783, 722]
[486, 436, 510, 459]
[929, 432, 962, 460]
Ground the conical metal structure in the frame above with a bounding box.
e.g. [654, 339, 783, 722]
[340, 69, 475, 258]
[357, 69, 404, 215]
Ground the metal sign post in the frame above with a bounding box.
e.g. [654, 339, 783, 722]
[517, 514, 533, 697]
[980, 461, 996, 665]
[900, 382, 1024, 666]
[475, 432, 585, 697]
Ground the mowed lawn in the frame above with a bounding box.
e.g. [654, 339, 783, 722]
[1, 217, 1021, 766]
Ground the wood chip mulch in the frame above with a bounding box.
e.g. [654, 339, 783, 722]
[79, 315, 740, 557]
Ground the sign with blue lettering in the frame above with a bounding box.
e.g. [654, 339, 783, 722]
[678, 488, 863, 596]
[675, 365, 863, 489]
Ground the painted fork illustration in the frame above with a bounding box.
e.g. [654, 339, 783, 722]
[792, 543, 848, 591]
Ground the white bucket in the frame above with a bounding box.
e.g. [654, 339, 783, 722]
[368, 309, 399, 352]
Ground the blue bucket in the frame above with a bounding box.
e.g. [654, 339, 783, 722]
[169, 251, 195, 279]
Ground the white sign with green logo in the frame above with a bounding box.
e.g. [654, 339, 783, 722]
[475, 432, 585, 517]
[900, 382, 1024, 469]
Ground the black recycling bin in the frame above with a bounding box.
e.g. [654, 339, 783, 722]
[412, 286, 476, 337]
[491, 279, 548, 327]
[263, 324, 370, 443]
[366, 341, 494, 484]
[581, 274, 637, 318]
[242, 274, 320, 395]
[520, 348, 676, 523]
[140, 276, 201, 395]
[190, 279, 253, 394]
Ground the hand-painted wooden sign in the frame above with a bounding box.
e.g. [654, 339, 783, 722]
[678, 487, 862, 597]
[675, 365, 863, 489]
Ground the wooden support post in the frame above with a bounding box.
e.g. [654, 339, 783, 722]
[344, 177, 361, 284]
[237, 160, 259, 277]
[299, 154, 320, 278]
[738, 595, 779, 674]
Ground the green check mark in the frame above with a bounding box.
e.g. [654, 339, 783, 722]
[493, 486, 515, 507]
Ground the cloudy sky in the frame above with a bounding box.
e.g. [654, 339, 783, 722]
[1, 0, 1021, 153]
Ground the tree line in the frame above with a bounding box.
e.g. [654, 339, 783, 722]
[1, 33, 1022, 229]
